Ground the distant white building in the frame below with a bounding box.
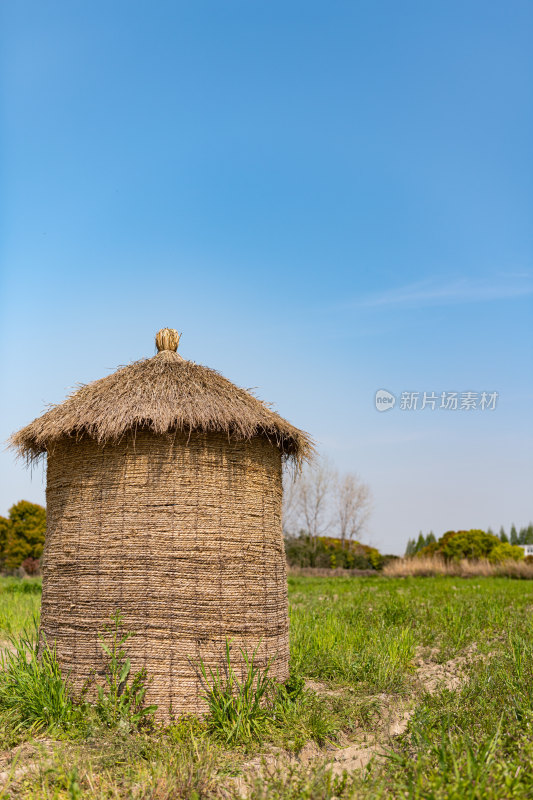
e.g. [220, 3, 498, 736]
[520, 545, 533, 557]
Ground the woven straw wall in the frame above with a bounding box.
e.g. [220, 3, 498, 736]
[42, 430, 288, 718]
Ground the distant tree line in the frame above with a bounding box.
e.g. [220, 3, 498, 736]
[493, 524, 533, 545]
[0, 500, 45, 573]
[404, 528, 527, 563]
[406, 524, 533, 557]
[405, 531, 437, 556]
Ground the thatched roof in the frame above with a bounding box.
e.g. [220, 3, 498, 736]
[10, 329, 313, 466]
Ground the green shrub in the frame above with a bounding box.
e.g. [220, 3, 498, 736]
[284, 534, 383, 570]
[440, 529, 500, 560]
[488, 542, 524, 564]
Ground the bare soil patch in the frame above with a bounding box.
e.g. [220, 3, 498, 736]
[233, 643, 481, 795]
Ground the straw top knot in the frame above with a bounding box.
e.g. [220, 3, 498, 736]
[156, 328, 181, 353]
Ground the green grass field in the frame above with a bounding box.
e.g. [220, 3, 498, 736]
[0, 574, 532, 798]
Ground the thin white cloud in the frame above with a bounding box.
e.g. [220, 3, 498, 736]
[354, 277, 533, 309]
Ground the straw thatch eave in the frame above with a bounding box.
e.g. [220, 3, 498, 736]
[10, 350, 313, 466]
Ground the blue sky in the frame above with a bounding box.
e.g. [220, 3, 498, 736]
[1, 1, 532, 553]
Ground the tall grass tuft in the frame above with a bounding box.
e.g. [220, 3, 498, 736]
[0, 623, 79, 734]
[0, 612, 158, 737]
[198, 639, 275, 745]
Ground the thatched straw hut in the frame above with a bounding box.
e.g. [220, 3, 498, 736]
[11, 328, 312, 718]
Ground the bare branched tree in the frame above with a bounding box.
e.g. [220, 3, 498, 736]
[296, 460, 335, 541]
[282, 470, 300, 536]
[282, 459, 335, 541]
[282, 460, 373, 547]
[334, 472, 372, 545]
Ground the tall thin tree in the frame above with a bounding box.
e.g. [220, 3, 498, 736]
[334, 472, 372, 545]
